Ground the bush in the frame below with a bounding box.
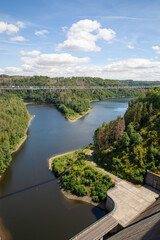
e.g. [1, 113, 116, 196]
[73, 184, 87, 196]
[92, 196, 99, 202]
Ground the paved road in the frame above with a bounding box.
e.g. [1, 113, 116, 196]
[71, 215, 118, 240]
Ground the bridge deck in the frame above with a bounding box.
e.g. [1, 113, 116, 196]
[1, 85, 160, 90]
[70, 215, 118, 240]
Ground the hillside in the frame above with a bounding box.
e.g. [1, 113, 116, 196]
[93, 88, 160, 184]
[0, 94, 29, 174]
[0, 75, 147, 120]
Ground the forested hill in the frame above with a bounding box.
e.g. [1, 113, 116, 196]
[0, 94, 29, 174]
[0, 75, 152, 121]
[93, 88, 160, 184]
[0, 75, 160, 87]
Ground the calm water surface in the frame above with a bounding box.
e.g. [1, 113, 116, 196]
[0, 98, 129, 240]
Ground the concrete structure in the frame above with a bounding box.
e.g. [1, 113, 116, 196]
[106, 180, 159, 228]
[145, 170, 160, 191]
[70, 153, 160, 240]
[70, 215, 118, 240]
[108, 212, 160, 240]
[71, 178, 159, 240]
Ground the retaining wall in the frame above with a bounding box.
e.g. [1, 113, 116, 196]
[145, 170, 160, 191]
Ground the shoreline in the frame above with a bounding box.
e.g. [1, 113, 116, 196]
[24, 96, 131, 123]
[0, 115, 35, 180]
[48, 150, 77, 170]
[66, 96, 131, 122]
[48, 150, 106, 210]
[11, 115, 35, 154]
[67, 108, 91, 122]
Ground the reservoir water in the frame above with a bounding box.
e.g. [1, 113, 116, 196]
[0, 98, 129, 240]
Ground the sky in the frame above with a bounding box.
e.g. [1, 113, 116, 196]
[0, 0, 160, 80]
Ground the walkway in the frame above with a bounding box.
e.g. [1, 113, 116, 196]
[70, 215, 118, 240]
[70, 151, 159, 240]
[88, 151, 159, 227]
[108, 181, 159, 227]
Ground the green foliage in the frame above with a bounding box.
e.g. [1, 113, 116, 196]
[51, 150, 114, 203]
[73, 185, 87, 196]
[0, 94, 29, 173]
[120, 132, 130, 147]
[93, 88, 160, 184]
[93, 115, 125, 150]
[1, 75, 143, 120]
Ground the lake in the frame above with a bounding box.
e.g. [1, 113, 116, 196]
[0, 98, 129, 240]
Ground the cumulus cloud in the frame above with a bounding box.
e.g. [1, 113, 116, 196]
[2, 57, 160, 81]
[4, 67, 23, 75]
[10, 36, 27, 42]
[97, 28, 116, 41]
[20, 53, 90, 67]
[35, 29, 48, 36]
[57, 19, 116, 52]
[152, 45, 160, 54]
[20, 50, 41, 56]
[0, 21, 19, 35]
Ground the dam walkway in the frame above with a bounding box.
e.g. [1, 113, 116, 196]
[70, 214, 118, 240]
[70, 153, 159, 240]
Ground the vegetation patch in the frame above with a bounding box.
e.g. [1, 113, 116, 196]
[93, 88, 160, 184]
[51, 149, 115, 203]
[0, 76, 144, 120]
[0, 93, 29, 173]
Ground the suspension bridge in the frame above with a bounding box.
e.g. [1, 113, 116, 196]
[0, 85, 160, 90]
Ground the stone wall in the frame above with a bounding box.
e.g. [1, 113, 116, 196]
[145, 171, 160, 191]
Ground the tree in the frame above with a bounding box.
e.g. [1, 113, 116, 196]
[120, 132, 130, 147]
[73, 185, 87, 196]
[113, 116, 125, 141]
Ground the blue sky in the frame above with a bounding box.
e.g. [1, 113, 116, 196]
[0, 0, 160, 80]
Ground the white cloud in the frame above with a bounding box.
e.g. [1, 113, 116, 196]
[20, 50, 41, 56]
[35, 29, 48, 36]
[70, 19, 100, 32]
[21, 53, 90, 67]
[6, 24, 19, 35]
[4, 67, 23, 75]
[10, 36, 27, 42]
[127, 45, 134, 49]
[0, 68, 3, 74]
[152, 46, 160, 50]
[97, 28, 116, 41]
[0, 21, 19, 35]
[17, 21, 25, 28]
[0, 22, 7, 33]
[152, 45, 160, 54]
[57, 19, 116, 52]
[63, 58, 160, 80]
[1, 57, 160, 80]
